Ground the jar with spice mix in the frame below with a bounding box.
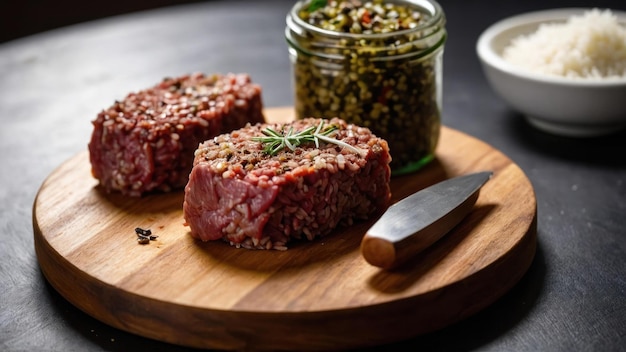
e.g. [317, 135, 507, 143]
[286, 0, 446, 174]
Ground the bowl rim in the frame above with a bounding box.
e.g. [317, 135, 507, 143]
[476, 7, 626, 87]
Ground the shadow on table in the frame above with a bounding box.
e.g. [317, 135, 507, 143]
[505, 112, 626, 167]
[0, 0, 204, 44]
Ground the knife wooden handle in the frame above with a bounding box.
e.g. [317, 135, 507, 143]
[361, 190, 481, 270]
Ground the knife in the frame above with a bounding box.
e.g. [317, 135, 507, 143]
[361, 171, 493, 270]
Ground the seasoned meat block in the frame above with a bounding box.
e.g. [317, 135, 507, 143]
[183, 117, 391, 250]
[88, 73, 264, 196]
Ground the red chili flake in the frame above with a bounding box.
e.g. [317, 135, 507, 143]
[378, 85, 392, 104]
[361, 10, 371, 25]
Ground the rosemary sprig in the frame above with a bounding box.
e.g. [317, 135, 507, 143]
[252, 121, 364, 156]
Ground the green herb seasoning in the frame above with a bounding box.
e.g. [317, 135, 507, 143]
[286, 0, 446, 174]
[252, 120, 364, 156]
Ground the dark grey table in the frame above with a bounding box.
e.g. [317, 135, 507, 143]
[1, 0, 625, 351]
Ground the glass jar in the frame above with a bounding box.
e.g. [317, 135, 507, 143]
[285, 0, 446, 175]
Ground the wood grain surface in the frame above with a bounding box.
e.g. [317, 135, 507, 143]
[33, 107, 537, 351]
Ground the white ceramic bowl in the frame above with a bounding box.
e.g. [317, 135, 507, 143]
[476, 8, 626, 137]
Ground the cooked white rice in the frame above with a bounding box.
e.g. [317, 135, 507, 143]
[503, 9, 626, 79]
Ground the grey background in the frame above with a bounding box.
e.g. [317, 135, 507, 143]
[1, 0, 625, 350]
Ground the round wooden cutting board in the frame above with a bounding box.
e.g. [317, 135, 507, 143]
[33, 107, 537, 351]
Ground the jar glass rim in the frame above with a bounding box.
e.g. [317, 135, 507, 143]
[287, 0, 445, 40]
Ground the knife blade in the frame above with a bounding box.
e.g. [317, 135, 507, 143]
[361, 171, 493, 270]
